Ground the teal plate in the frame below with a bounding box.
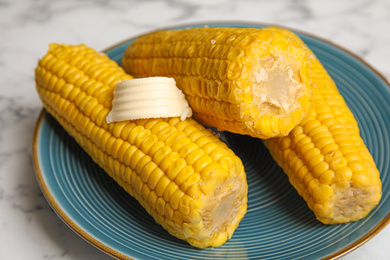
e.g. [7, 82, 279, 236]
[33, 22, 390, 259]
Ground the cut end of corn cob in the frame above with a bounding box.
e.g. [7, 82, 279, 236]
[122, 27, 312, 139]
[106, 77, 192, 123]
[262, 27, 382, 224]
[246, 34, 311, 136]
[34, 43, 248, 248]
[250, 55, 306, 115]
[328, 182, 382, 224]
[179, 163, 248, 247]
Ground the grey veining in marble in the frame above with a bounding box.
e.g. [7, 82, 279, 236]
[1, 0, 389, 259]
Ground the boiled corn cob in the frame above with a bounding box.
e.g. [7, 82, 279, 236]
[34, 43, 248, 248]
[122, 27, 312, 139]
[262, 27, 382, 224]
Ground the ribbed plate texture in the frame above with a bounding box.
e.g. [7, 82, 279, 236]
[34, 23, 390, 260]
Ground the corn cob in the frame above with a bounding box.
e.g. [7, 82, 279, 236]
[34, 43, 248, 248]
[262, 27, 382, 224]
[121, 27, 312, 139]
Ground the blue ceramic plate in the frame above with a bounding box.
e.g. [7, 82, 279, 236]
[33, 22, 390, 260]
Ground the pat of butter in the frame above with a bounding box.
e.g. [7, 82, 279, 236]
[106, 77, 192, 123]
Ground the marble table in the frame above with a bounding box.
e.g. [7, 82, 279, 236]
[1, 0, 389, 259]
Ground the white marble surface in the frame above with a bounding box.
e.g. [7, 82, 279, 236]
[1, 0, 389, 259]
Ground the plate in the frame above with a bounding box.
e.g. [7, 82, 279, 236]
[33, 22, 390, 260]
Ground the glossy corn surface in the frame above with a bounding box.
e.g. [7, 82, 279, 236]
[122, 27, 312, 139]
[34, 43, 248, 248]
[263, 27, 382, 224]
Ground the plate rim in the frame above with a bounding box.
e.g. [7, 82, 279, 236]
[32, 21, 390, 260]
